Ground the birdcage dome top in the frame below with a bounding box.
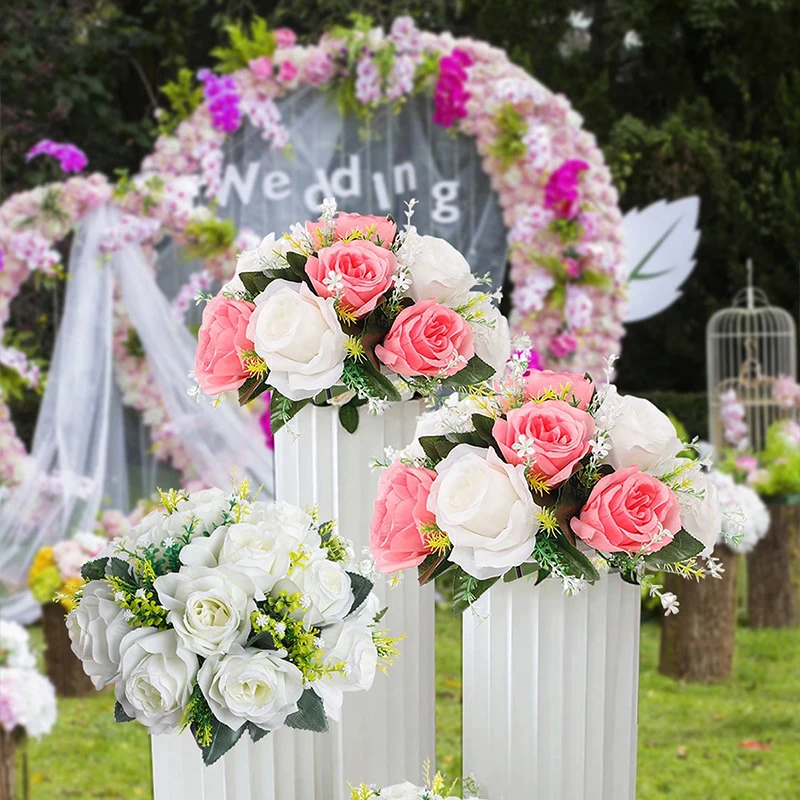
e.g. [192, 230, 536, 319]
[707, 286, 795, 337]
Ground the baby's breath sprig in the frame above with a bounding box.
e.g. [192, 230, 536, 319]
[108, 578, 169, 629]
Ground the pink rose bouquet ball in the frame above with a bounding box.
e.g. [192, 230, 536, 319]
[375, 299, 475, 378]
[194, 201, 508, 433]
[570, 466, 682, 554]
[194, 296, 255, 395]
[370, 461, 437, 572]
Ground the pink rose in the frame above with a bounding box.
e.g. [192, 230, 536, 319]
[306, 212, 397, 250]
[523, 370, 594, 409]
[277, 59, 299, 83]
[249, 56, 274, 80]
[375, 299, 475, 378]
[274, 28, 297, 48]
[570, 466, 681, 554]
[194, 296, 255, 395]
[305, 240, 397, 318]
[492, 399, 594, 487]
[370, 461, 435, 573]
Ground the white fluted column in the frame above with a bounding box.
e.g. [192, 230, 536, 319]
[462, 574, 640, 800]
[152, 401, 435, 800]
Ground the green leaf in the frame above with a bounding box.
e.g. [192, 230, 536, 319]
[452, 572, 500, 615]
[355, 359, 402, 402]
[114, 701, 134, 723]
[338, 401, 360, 434]
[270, 391, 311, 433]
[285, 689, 328, 733]
[446, 430, 487, 448]
[238, 375, 270, 406]
[443, 355, 495, 388]
[346, 572, 373, 617]
[417, 552, 455, 584]
[645, 529, 704, 568]
[247, 630, 277, 650]
[81, 558, 109, 582]
[418, 435, 458, 462]
[284, 251, 309, 280]
[195, 717, 246, 766]
[551, 536, 600, 582]
[239, 271, 269, 297]
[108, 557, 132, 581]
[247, 722, 270, 743]
[472, 413, 498, 445]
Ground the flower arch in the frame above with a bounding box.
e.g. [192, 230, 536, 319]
[141, 16, 627, 372]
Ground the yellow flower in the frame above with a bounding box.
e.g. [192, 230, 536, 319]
[58, 578, 85, 611]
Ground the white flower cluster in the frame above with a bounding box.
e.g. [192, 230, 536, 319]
[356, 780, 487, 799]
[707, 470, 770, 554]
[68, 488, 384, 753]
[0, 619, 58, 739]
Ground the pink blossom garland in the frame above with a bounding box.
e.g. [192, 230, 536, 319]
[433, 49, 473, 127]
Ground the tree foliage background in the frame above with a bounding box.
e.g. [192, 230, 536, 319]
[2, 0, 799, 400]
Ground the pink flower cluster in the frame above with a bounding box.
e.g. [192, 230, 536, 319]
[0, 345, 41, 390]
[98, 214, 162, 254]
[355, 54, 382, 104]
[171, 269, 212, 323]
[720, 389, 749, 450]
[198, 69, 241, 133]
[544, 159, 590, 219]
[26, 140, 88, 174]
[433, 49, 473, 127]
[7, 230, 60, 274]
[774, 375, 800, 410]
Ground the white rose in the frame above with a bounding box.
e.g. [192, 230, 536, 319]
[291, 557, 355, 625]
[712, 474, 769, 554]
[599, 388, 683, 474]
[672, 463, 722, 557]
[67, 581, 133, 689]
[197, 645, 304, 731]
[246, 500, 318, 551]
[467, 295, 511, 377]
[430, 444, 539, 579]
[154, 566, 256, 657]
[378, 783, 425, 799]
[313, 616, 378, 721]
[247, 280, 347, 401]
[0, 667, 57, 738]
[115, 628, 198, 734]
[407, 235, 475, 305]
[223, 233, 292, 295]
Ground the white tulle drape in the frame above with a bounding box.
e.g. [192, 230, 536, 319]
[0, 206, 274, 621]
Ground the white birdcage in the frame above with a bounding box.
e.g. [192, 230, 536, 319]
[706, 261, 798, 453]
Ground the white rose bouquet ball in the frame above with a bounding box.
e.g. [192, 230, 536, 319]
[68, 485, 396, 764]
[193, 199, 510, 434]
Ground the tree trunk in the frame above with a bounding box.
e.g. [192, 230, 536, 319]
[41, 602, 94, 697]
[659, 544, 738, 682]
[747, 504, 800, 628]
[0, 730, 14, 800]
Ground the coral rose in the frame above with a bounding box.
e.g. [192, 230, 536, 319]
[375, 299, 475, 378]
[194, 296, 255, 395]
[570, 466, 682, 554]
[492, 399, 594, 488]
[305, 240, 397, 318]
[370, 461, 436, 573]
[306, 213, 397, 249]
[523, 370, 594, 409]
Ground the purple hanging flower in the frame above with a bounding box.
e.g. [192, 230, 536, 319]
[198, 69, 242, 133]
[433, 49, 474, 127]
[26, 140, 88, 173]
[544, 159, 590, 219]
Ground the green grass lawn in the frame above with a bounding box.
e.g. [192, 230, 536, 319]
[19, 614, 800, 799]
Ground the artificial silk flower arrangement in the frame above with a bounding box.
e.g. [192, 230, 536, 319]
[68, 485, 397, 764]
[193, 199, 511, 434]
[369, 351, 729, 615]
[350, 763, 486, 800]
